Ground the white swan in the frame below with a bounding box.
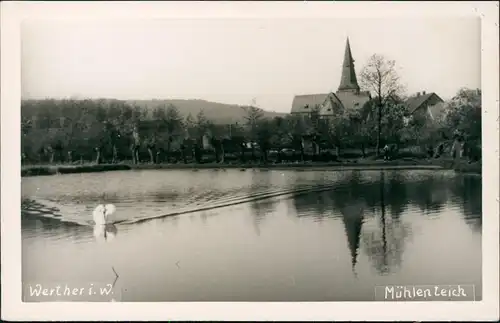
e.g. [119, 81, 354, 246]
[91, 203, 120, 301]
[92, 204, 117, 242]
[92, 204, 116, 225]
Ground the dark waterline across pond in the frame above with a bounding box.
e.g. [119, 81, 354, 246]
[21, 169, 482, 301]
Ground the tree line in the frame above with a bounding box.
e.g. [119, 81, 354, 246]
[21, 55, 481, 165]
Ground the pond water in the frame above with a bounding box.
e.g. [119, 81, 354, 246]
[21, 169, 482, 301]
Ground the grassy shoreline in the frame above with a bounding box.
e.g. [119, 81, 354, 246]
[21, 158, 481, 177]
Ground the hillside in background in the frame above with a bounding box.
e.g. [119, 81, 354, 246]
[127, 99, 286, 124]
[22, 98, 287, 124]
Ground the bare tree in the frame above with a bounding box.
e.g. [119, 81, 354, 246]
[160, 104, 184, 161]
[242, 98, 264, 160]
[195, 110, 210, 140]
[359, 54, 405, 156]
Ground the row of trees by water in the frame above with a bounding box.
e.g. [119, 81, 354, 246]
[20, 87, 481, 165]
[21, 55, 481, 166]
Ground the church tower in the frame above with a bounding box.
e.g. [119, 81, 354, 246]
[290, 37, 371, 116]
[337, 37, 360, 93]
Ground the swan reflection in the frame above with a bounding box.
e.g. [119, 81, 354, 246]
[93, 223, 118, 242]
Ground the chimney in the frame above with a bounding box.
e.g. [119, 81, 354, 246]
[422, 91, 426, 95]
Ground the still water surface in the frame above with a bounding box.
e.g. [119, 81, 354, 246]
[21, 169, 482, 301]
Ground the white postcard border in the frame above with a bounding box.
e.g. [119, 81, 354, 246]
[1, 1, 498, 321]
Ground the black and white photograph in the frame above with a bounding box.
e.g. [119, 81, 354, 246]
[2, 1, 499, 321]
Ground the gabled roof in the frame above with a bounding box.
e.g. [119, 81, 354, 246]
[335, 90, 371, 112]
[318, 93, 344, 116]
[291, 93, 330, 113]
[405, 92, 444, 114]
[427, 101, 447, 120]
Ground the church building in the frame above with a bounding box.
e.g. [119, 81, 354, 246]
[290, 38, 372, 119]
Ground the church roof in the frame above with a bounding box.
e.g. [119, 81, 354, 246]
[291, 91, 372, 115]
[291, 93, 330, 113]
[291, 38, 371, 116]
[338, 37, 360, 92]
[335, 90, 371, 112]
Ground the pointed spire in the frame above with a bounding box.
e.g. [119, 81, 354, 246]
[338, 37, 360, 93]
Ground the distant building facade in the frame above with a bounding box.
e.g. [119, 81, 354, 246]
[290, 38, 372, 119]
[404, 91, 445, 122]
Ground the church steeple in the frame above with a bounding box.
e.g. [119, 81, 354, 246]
[338, 37, 360, 93]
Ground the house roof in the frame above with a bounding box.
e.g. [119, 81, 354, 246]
[291, 93, 330, 113]
[427, 101, 447, 120]
[405, 92, 443, 114]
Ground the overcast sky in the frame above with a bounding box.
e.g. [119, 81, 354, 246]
[21, 17, 480, 113]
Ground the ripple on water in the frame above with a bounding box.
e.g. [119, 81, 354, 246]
[21, 169, 481, 229]
[21, 169, 482, 301]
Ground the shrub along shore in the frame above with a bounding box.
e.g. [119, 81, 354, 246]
[21, 158, 481, 177]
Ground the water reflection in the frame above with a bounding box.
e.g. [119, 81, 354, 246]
[22, 169, 482, 301]
[247, 170, 280, 235]
[341, 203, 364, 276]
[363, 172, 412, 274]
[385, 172, 409, 219]
[22, 199, 63, 218]
[21, 213, 93, 243]
[448, 175, 482, 232]
[93, 224, 118, 243]
[22, 170, 482, 259]
[286, 170, 481, 275]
